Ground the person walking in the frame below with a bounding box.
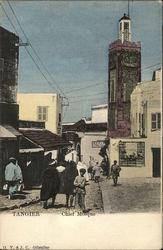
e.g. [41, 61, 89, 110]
[110, 160, 121, 185]
[93, 162, 101, 183]
[5, 157, 23, 199]
[74, 168, 86, 211]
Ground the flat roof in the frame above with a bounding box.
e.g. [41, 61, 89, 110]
[92, 104, 108, 110]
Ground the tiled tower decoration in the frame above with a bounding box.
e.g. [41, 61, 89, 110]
[108, 14, 141, 138]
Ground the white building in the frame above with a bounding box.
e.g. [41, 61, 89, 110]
[91, 104, 108, 123]
[18, 93, 62, 135]
[63, 120, 107, 165]
[109, 69, 161, 178]
[81, 131, 107, 165]
[80, 104, 108, 164]
[131, 70, 161, 139]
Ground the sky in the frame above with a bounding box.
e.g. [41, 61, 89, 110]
[0, 0, 162, 122]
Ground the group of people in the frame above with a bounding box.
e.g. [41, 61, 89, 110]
[40, 159, 88, 211]
[88, 158, 121, 184]
[3, 156, 121, 211]
[88, 161, 102, 183]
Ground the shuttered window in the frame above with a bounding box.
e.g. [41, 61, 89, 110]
[37, 106, 48, 121]
[151, 113, 161, 131]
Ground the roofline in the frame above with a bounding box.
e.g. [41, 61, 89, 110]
[0, 26, 19, 39]
[21, 135, 43, 149]
[92, 105, 108, 110]
[84, 132, 107, 136]
[18, 92, 60, 95]
[19, 148, 44, 153]
[119, 13, 130, 22]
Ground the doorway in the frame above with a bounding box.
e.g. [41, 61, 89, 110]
[152, 148, 160, 177]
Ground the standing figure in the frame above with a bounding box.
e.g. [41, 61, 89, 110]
[93, 162, 101, 183]
[101, 159, 107, 175]
[5, 157, 23, 199]
[40, 161, 60, 209]
[74, 168, 86, 211]
[110, 160, 121, 186]
[88, 158, 94, 180]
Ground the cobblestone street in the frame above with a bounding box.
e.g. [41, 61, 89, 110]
[0, 177, 160, 215]
[100, 177, 160, 213]
[1, 180, 104, 215]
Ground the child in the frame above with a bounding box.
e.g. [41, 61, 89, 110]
[74, 168, 86, 211]
[110, 160, 121, 185]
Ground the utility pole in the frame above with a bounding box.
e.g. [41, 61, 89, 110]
[62, 97, 69, 107]
[128, 0, 130, 18]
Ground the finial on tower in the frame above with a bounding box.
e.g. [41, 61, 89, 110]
[128, 0, 130, 18]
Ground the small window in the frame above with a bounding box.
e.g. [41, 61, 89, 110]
[124, 22, 129, 29]
[110, 80, 116, 102]
[59, 113, 61, 123]
[58, 113, 61, 126]
[151, 113, 161, 131]
[120, 23, 122, 30]
[139, 113, 141, 133]
[37, 106, 48, 121]
[158, 113, 161, 129]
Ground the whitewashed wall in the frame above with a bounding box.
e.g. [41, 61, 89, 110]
[91, 105, 107, 123]
[109, 137, 156, 178]
[81, 132, 107, 166]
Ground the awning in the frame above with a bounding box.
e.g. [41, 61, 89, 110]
[19, 129, 72, 151]
[19, 148, 44, 153]
[0, 125, 17, 139]
[3, 125, 22, 136]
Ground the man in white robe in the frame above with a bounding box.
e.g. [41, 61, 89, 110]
[5, 157, 23, 199]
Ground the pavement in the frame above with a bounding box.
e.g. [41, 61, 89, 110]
[0, 180, 104, 215]
[0, 177, 160, 214]
[100, 177, 161, 213]
[0, 189, 40, 211]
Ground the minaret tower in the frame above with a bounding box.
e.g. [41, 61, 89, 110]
[108, 14, 141, 138]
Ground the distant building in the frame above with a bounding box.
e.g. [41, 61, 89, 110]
[91, 104, 108, 123]
[63, 104, 108, 164]
[108, 13, 141, 138]
[63, 119, 107, 164]
[17, 93, 62, 135]
[152, 68, 162, 81]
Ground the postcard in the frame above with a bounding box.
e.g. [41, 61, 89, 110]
[0, 0, 162, 249]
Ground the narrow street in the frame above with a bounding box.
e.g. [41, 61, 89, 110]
[1, 179, 104, 215]
[0, 176, 160, 215]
